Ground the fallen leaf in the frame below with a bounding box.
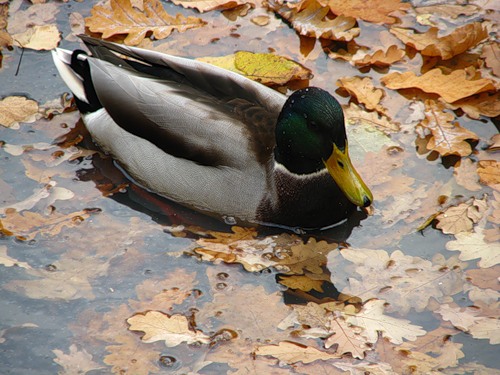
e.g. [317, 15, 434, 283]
[343, 299, 426, 344]
[12, 24, 60, 50]
[326, 0, 411, 24]
[337, 76, 385, 114]
[435, 197, 488, 234]
[255, 341, 340, 364]
[466, 266, 500, 291]
[199, 51, 312, 86]
[477, 160, 500, 191]
[7, 2, 59, 34]
[53, 344, 104, 374]
[127, 311, 210, 347]
[324, 316, 368, 359]
[0, 208, 90, 241]
[343, 102, 399, 134]
[454, 158, 482, 191]
[171, 0, 250, 12]
[390, 22, 488, 60]
[415, 4, 479, 19]
[416, 100, 479, 157]
[446, 92, 500, 119]
[266, 0, 359, 41]
[0, 245, 32, 269]
[0, 96, 38, 129]
[330, 248, 465, 314]
[381, 69, 496, 103]
[85, 0, 206, 45]
[446, 227, 500, 268]
[278, 275, 324, 292]
[352, 45, 406, 67]
[482, 42, 500, 77]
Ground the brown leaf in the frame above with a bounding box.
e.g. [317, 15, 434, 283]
[172, 0, 250, 12]
[446, 92, 500, 119]
[352, 45, 405, 67]
[7, 3, 59, 34]
[436, 197, 488, 234]
[266, 0, 359, 41]
[416, 100, 478, 157]
[466, 266, 500, 292]
[278, 275, 324, 292]
[381, 69, 496, 103]
[255, 341, 340, 364]
[454, 158, 482, 192]
[343, 102, 399, 133]
[85, 0, 206, 45]
[390, 22, 488, 60]
[481, 42, 500, 77]
[477, 160, 500, 191]
[0, 208, 91, 241]
[326, 0, 411, 25]
[337, 76, 386, 114]
[324, 317, 368, 359]
[415, 4, 479, 19]
[53, 344, 104, 374]
[0, 96, 38, 129]
[127, 311, 210, 347]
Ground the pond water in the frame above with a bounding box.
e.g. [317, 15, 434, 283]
[1, 0, 499, 374]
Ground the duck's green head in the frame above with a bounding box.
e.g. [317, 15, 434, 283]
[275, 87, 373, 208]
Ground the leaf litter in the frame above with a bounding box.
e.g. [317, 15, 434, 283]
[0, 0, 499, 373]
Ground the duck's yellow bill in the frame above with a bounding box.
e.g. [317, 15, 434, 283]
[324, 142, 373, 207]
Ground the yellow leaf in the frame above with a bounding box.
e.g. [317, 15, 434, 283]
[0, 96, 38, 129]
[12, 24, 60, 50]
[390, 22, 488, 60]
[127, 311, 210, 346]
[326, 0, 411, 25]
[85, 0, 206, 45]
[416, 100, 478, 157]
[381, 69, 496, 103]
[255, 341, 340, 364]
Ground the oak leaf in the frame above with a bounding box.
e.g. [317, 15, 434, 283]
[127, 311, 210, 347]
[435, 197, 488, 234]
[390, 22, 488, 60]
[447, 92, 500, 120]
[446, 227, 500, 268]
[0, 245, 32, 270]
[171, 0, 250, 13]
[0, 96, 38, 129]
[381, 69, 496, 103]
[266, 0, 359, 41]
[352, 45, 405, 67]
[454, 158, 482, 192]
[477, 160, 500, 191]
[12, 24, 60, 50]
[416, 100, 479, 157]
[199, 51, 312, 86]
[85, 0, 206, 45]
[330, 248, 465, 314]
[344, 102, 399, 134]
[466, 266, 500, 292]
[53, 344, 104, 374]
[255, 341, 340, 364]
[481, 42, 500, 77]
[278, 275, 324, 292]
[337, 76, 385, 114]
[415, 4, 479, 19]
[343, 300, 426, 344]
[326, 0, 411, 25]
[324, 316, 368, 359]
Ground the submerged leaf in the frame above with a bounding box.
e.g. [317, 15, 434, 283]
[255, 341, 340, 364]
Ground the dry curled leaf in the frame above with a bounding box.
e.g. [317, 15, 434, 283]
[446, 92, 500, 119]
[0, 96, 38, 129]
[267, 0, 359, 41]
[381, 69, 496, 103]
[390, 22, 488, 60]
[255, 341, 340, 364]
[416, 100, 479, 157]
[85, 0, 206, 45]
[127, 311, 210, 347]
[337, 76, 386, 114]
[326, 0, 411, 25]
[352, 45, 405, 67]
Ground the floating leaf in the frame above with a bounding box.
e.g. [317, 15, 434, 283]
[0, 96, 38, 129]
[337, 76, 386, 113]
[267, 0, 359, 41]
[435, 197, 488, 234]
[324, 317, 368, 358]
[446, 227, 500, 268]
[326, 0, 411, 25]
[85, 0, 206, 45]
[171, 0, 249, 13]
[454, 158, 482, 192]
[481, 42, 500, 77]
[390, 22, 488, 60]
[416, 100, 479, 157]
[0, 246, 32, 270]
[127, 311, 210, 347]
[381, 69, 496, 103]
[477, 160, 500, 191]
[255, 341, 340, 364]
[352, 45, 405, 67]
[415, 4, 479, 19]
[12, 24, 60, 50]
[447, 92, 500, 119]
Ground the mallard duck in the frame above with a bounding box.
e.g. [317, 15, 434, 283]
[52, 36, 372, 230]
